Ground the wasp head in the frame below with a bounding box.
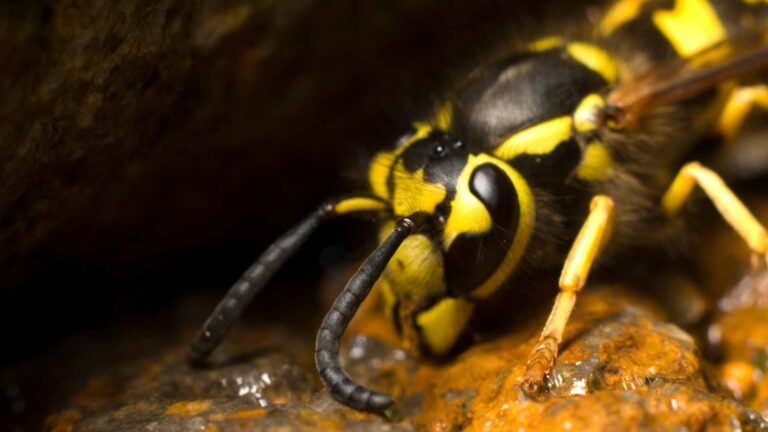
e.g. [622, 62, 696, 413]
[369, 126, 534, 334]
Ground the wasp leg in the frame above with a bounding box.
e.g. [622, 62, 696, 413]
[717, 84, 768, 142]
[662, 161, 768, 270]
[188, 196, 386, 366]
[522, 195, 614, 398]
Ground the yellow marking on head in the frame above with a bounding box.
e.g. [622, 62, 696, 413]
[573, 93, 606, 133]
[528, 36, 563, 52]
[409, 122, 434, 142]
[368, 124, 435, 199]
[717, 84, 768, 140]
[443, 161, 494, 250]
[493, 116, 573, 161]
[378, 278, 397, 322]
[652, 0, 725, 58]
[433, 102, 453, 130]
[334, 197, 387, 214]
[465, 154, 535, 300]
[566, 43, 618, 83]
[379, 221, 445, 300]
[369, 152, 394, 199]
[577, 141, 614, 181]
[415, 297, 475, 356]
[599, 0, 648, 35]
[391, 161, 447, 216]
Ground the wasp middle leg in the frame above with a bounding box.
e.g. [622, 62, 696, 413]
[717, 84, 768, 142]
[662, 161, 768, 271]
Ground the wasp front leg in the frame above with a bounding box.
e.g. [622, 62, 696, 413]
[521, 195, 614, 397]
[662, 161, 768, 271]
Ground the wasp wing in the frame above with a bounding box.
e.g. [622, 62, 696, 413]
[606, 30, 768, 128]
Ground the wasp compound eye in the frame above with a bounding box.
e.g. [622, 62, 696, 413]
[470, 163, 517, 224]
[444, 163, 520, 297]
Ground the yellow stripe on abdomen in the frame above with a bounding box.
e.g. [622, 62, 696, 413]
[652, 0, 726, 58]
[600, 0, 649, 35]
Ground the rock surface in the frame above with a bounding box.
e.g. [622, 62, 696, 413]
[415, 286, 766, 431]
[714, 270, 768, 420]
[44, 283, 768, 431]
[44, 326, 413, 432]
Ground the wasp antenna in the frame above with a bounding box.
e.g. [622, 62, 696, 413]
[188, 203, 335, 366]
[315, 217, 418, 414]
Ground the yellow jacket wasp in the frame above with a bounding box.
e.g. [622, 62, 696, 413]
[189, 0, 768, 415]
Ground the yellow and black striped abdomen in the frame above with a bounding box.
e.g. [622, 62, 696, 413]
[597, 0, 768, 168]
[602, 0, 768, 67]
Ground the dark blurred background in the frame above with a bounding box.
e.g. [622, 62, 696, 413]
[0, 0, 604, 429]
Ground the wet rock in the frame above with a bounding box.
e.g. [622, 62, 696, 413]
[713, 270, 768, 419]
[414, 286, 767, 431]
[44, 325, 414, 431]
[46, 283, 768, 431]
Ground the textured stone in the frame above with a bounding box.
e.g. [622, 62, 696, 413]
[45, 284, 768, 431]
[415, 286, 767, 431]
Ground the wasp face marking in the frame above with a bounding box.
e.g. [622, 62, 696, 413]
[381, 129, 470, 217]
[377, 129, 469, 304]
